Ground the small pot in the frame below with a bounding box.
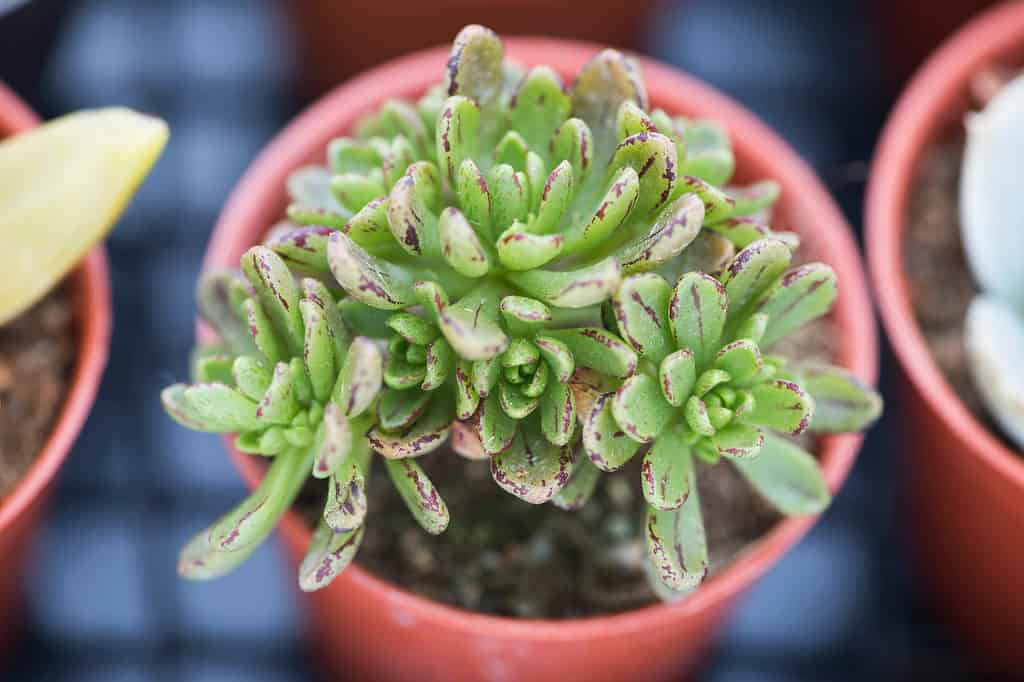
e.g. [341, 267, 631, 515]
[0, 83, 111, 652]
[866, 3, 1024, 674]
[285, 0, 661, 96]
[205, 39, 877, 682]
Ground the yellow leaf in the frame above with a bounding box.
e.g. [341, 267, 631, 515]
[0, 108, 168, 324]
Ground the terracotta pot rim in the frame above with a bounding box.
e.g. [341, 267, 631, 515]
[0, 82, 112, 533]
[209, 37, 877, 638]
[865, 2, 1024, 490]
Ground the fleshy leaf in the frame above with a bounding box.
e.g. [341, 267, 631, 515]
[731, 433, 830, 515]
[675, 174, 736, 223]
[747, 380, 814, 435]
[417, 282, 509, 360]
[454, 359, 480, 419]
[255, 362, 299, 425]
[332, 337, 384, 418]
[713, 339, 762, 387]
[583, 393, 644, 471]
[606, 131, 677, 217]
[712, 421, 764, 459]
[659, 349, 696, 408]
[533, 335, 575, 383]
[439, 207, 490, 277]
[196, 270, 256, 355]
[540, 379, 576, 447]
[612, 373, 674, 443]
[455, 158, 492, 237]
[488, 163, 529, 230]
[343, 197, 393, 251]
[645, 485, 707, 592]
[311, 403, 353, 479]
[677, 118, 734, 186]
[331, 172, 385, 214]
[491, 427, 575, 504]
[232, 356, 272, 401]
[570, 49, 647, 152]
[796, 365, 882, 433]
[385, 458, 449, 534]
[612, 273, 673, 364]
[753, 263, 837, 347]
[445, 25, 504, 106]
[496, 224, 565, 270]
[561, 167, 639, 256]
[721, 239, 792, 323]
[378, 388, 431, 431]
[510, 66, 571, 153]
[300, 299, 335, 402]
[241, 246, 304, 356]
[506, 257, 621, 308]
[642, 423, 694, 510]
[422, 337, 454, 391]
[298, 521, 364, 593]
[387, 162, 441, 257]
[269, 226, 333, 273]
[669, 272, 728, 370]
[368, 396, 452, 459]
[551, 118, 593, 183]
[541, 327, 637, 378]
[728, 180, 780, 217]
[327, 231, 414, 309]
[617, 192, 703, 274]
[532, 160, 573, 234]
[323, 432, 371, 530]
[437, 95, 480, 188]
[551, 456, 602, 510]
[498, 381, 539, 419]
[480, 391, 517, 454]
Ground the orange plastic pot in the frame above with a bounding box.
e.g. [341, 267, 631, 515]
[204, 39, 878, 682]
[0, 84, 112, 653]
[866, 3, 1024, 674]
[285, 0, 660, 96]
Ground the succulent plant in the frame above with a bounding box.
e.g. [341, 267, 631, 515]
[163, 24, 881, 596]
[960, 73, 1024, 450]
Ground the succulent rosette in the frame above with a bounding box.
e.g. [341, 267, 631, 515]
[162, 24, 882, 596]
[587, 239, 882, 591]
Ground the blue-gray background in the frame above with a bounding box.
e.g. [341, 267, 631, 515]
[1, 0, 980, 680]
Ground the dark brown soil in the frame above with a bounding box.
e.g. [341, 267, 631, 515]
[0, 287, 75, 499]
[903, 140, 989, 419]
[294, 315, 836, 619]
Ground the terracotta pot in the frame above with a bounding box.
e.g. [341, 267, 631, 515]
[285, 0, 661, 96]
[0, 83, 111, 653]
[205, 39, 878, 682]
[866, 3, 1024, 674]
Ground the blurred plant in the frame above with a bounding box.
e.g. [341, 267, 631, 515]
[163, 24, 881, 595]
[0, 109, 167, 324]
[960, 73, 1024, 450]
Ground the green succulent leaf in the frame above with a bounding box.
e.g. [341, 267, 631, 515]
[311, 403, 354, 478]
[795, 365, 882, 433]
[480, 391, 517, 454]
[196, 270, 256, 355]
[551, 456, 602, 510]
[439, 207, 490, 277]
[583, 393, 644, 471]
[645, 483, 707, 592]
[606, 131, 677, 217]
[570, 49, 647, 153]
[613, 273, 673, 364]
[437, 96, 480, 187]
[387, 162, 442, 257]
[747, 380, 814, 435]
[728, 180, 781, 217]
[561, 166, 639, 256]
[551, 118, 593, 182]
[642, 423, 694, 510]
[533, 335, 575, 382]
[753, 263, 837, 347]
[491, 425, 575, 504]
[713, 339, 762, 387]
[540, 379, 576, 447]
[417, 281, 509, 360]
[298, 520, 364, 593]
[510, 66, 570, 152]
[659, 349, 696, 407]
[720, 239, 792, 323]
[669, 272, 728, 370]
[445, 24, 504, 106]
[731, 433, 830, 515]
[541, 327, 637, 378]
[532, 160, 574, 235]
[677, 118, 734, 186]
[368, 395, 452, 459]
[712, 421, 764, 459]
[327, 231, 415, 309]
[385, 457, 450, 534]
[617, 192, 703, 275]
[323, 431, 371, 530]
[496, 224, 565, 270]
[505, 257, 621, 308]
[612, 373, 674, 443]
[332, 337, 384, 418]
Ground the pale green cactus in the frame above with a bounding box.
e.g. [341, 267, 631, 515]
[163, 24, 881, 596]
[960, 73, 1024, 449]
